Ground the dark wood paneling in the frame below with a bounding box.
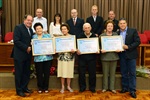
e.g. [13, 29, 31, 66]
[0, 43, 146, 72]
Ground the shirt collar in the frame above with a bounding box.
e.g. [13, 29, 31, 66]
[73, 17, 77, 20]
[120, 27, 128, 32]
[93, 16, 97, 18]
[24, 24, 30, 29]
[35, 17, 44, 20]
[84, 32, 92, 38]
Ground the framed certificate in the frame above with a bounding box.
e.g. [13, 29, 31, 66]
[77, 37, 100, 54]
[54, 35, 76, 53]
[32, 38, 55, 56]
[101, 36, 124, 52]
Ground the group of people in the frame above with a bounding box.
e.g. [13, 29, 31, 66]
[12, 5, 140, 99]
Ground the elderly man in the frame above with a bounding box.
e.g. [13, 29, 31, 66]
[32, 8, 47, 33]
[103, 10, 119, 32]
[86, 5, 103, 36]
[117, 18, 140, 98]
[77, 23, 97, 93]
[13, 14, 34, 97]
[66, 9, 84, 37]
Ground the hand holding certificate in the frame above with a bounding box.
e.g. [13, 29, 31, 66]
[54, 35, 76, 53]
[32, 38, 55, 56]
[77, 37, 100, 54]
[101, 36, 124, 52]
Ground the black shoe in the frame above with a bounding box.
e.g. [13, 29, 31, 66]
[24, 89, 33, 93]
[17, 92, 26, 97]
[130, 92, 137, 98]
[120, 89, 128, 93]
[79, 89, 85, 93]
[90, 89, 96, 93]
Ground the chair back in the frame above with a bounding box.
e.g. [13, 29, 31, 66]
[138, 33, 149, 44]
[4, 32, 14, 42]
[143, 30, 150, 41]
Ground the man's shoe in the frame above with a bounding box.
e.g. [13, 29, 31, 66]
[90, 90, 96, 93]
[120, 89, 128, 93]
[130, 92, 137, 98]
[17, 92, 26, 97]
[24, 89, 33, 93]
[79, 89, 85, 93]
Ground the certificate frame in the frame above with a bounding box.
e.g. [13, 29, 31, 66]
[54, 35, 76, 53]
[32, 38, 55, 56]
[101, 36, 124, 52]
[77, 37, 100, 54]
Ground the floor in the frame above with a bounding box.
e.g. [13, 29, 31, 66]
[0, 89, 150, 100]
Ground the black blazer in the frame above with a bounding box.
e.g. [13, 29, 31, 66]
[77, 32, 97, 61]
[86, 16, 103, 36]
[117, 28, 141, 59]
[12, 23, 34, 61]
[66, 17, 84, 37]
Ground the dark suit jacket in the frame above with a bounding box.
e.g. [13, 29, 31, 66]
[86, 16, 103, 36]
[13, 23, 34, 61]
[117, 28, 141, 59]
[66, 17, 84, 37]
[77, 32, 97, 61]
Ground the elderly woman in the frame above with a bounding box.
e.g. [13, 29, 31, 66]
[57, 23, 75, 93]
[100, 20, 121, 93]
[32, 22, 53, 93]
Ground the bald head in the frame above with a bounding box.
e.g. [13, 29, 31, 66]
[71, 9, 78, 18]
[36, 8, 43, 18]
[83, 23, 92, 35]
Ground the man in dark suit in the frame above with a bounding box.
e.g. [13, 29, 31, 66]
[13, 14, 34, 97]
[86, 5, 103, 36]
[66, 9, 84, 37]
[77, 23, 98, 93]
[103, 10, 119, 32]
[117, 18, 140, 98]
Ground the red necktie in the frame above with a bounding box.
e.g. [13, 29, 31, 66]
[73, 18, 76, 25]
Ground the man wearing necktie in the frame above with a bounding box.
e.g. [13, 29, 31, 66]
[12, 14, 34, 97]
[66, 9, 84, 37]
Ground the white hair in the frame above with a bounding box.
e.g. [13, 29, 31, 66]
[83, 23, 91, 29]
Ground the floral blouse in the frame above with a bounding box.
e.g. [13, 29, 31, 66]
[58, 52, 74, 61]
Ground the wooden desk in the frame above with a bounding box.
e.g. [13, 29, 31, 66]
[140, 44, 150, 67]
[0, 43, 14, 72]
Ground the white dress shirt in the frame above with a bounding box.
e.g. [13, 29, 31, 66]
[32, 17, 48, 33]
[93, 16, 97, 22]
